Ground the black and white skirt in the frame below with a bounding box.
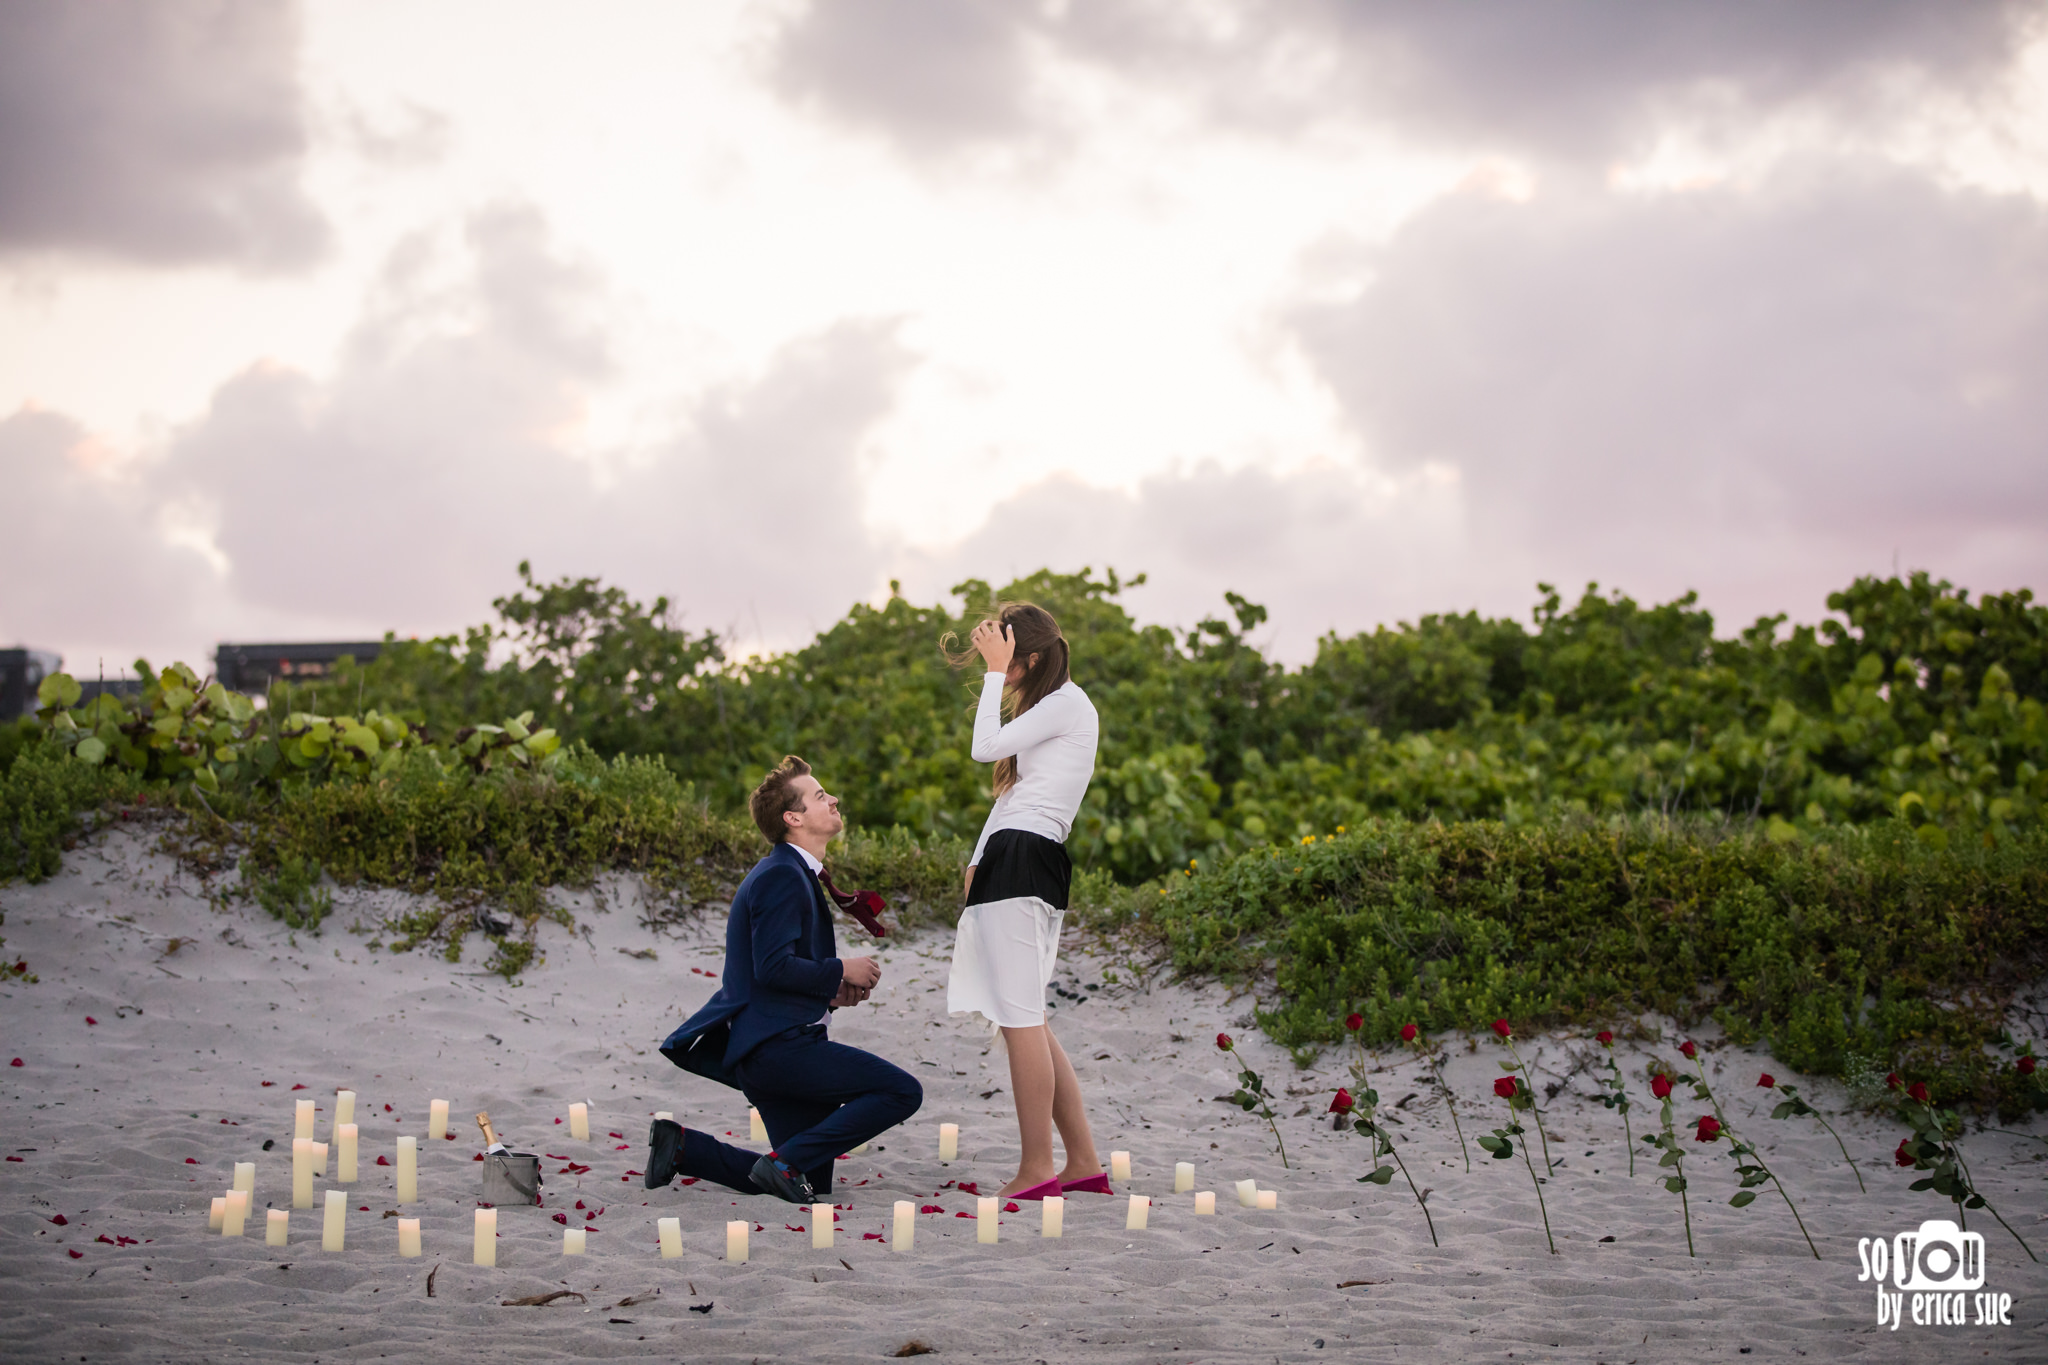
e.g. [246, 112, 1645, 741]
[947, 829, 1071, 1029]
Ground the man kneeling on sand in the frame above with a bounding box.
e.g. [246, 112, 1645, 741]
[643, 756, 922, 1204]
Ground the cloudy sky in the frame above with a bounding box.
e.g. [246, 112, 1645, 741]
[4, 0, 2046, 675]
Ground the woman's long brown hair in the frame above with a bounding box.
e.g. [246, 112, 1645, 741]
[941, 601, 1071, 796]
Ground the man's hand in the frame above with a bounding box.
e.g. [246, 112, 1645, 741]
[842, 955, 881, 990]
[831, 980, 871, 1008]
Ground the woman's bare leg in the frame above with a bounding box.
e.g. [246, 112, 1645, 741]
[1046, 1025, 1102, 1182]
[998, 1024, 1058, 1195]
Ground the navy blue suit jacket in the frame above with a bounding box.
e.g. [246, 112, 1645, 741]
[660, 842, 845, 1083]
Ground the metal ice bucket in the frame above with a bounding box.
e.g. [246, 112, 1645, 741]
[480, 1151, 543, 1205]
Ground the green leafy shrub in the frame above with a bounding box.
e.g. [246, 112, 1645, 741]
[1138, 816, 2048, 1116]
[243, 853, 333, 932]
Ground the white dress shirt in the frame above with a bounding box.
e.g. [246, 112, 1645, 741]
[968, 673, 1100, 867]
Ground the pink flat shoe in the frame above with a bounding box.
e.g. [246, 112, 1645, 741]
[1007, 1177, 1064, 1202]
[1060, 1172, 1113, 1196]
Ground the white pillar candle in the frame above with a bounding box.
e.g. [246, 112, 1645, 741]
[233, 1161, 256, 1194]
[223, 1189, 249, 1237]
[398, 1217, 421, 1257]
[208, 1196, 227, 1231]
[891, 1199, 914, 1252]
[749, 1107, 767, 1143]
[336, 1124, 358, 1183]
[811, 1202, 834, 1250]
[1110, 1150, 1132, 1183]
[473, 1208, 497, 1266]
[1257, 1189, 1278, 1210]
[1126, 1194, 1151, 1231]
[1194, 1191, 1216, 1215]
[322, 1189, 346, 1252]
[563, 1227, 586, 1256]
[428, 1099, 449, 1141]
[294, 1098, 315, 1140]
[395, 1136, 417, 1203]
[1174, 1161, 1194, 1193]
[1042, 1196, 1064, 1238]
[654, 1110, 673, 1122]
[334, 1089, 355, 1131]
[569, 1103, 589, 1141]
[938, 1123, 959, 1162]
[726, 1219, 749, 1262]
[658, 1216, 682, 1259]
[312, 1141, 328, 1179]
[291, 1139, 313, 1209]
[976, 1196, 998, 1244]
[266, 1209, 289, 1246]
[1236, 1178, 1258, 1208]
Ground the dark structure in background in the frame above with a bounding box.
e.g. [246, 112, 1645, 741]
[0, 648, 63, 718]
[215, 642, 383, 695]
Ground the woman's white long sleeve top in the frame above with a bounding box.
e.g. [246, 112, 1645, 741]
[968, 672, 1099, 867]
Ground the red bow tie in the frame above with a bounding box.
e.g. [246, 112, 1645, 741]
[817, 869, 889, 938]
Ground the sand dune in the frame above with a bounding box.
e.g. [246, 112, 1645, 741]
[2, 827, 2045, 1362]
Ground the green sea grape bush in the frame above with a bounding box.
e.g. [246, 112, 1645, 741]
[1140, 816, 2048, 1115]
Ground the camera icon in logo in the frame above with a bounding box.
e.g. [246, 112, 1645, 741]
[1894, 1220, 1985, 1291]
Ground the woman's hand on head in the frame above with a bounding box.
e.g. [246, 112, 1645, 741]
[970, 619, 1016, 674]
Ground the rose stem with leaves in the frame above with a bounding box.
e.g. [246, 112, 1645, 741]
[1594, 1030, 1634, 1177]
[1644, 1071, 1695, 1257]
[1342, 1014, 1382, 1171]
[1480, 1075, 1556, 1255]
[1682, 1042, 1818, 1259]
[1217, 1031, 1289, 1170]
[1491, 1019, 1554, 1176]
[1894, 1077, 2037, 1262]
[1403, 1023, 1470, 1173]
[1334, 1088, 1437, 1247]
[1757, 1073, 1862, 1193]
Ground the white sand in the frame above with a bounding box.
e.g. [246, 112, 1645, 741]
[3, 826, 2046, 1363]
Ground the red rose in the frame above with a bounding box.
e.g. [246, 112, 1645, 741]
[1693, 1115, 1721, 1143]
[1344, 1013, 1364, 1032]
[1216, 1033, 1233, 1052]
[1595, 1031, 1613, 1046]
[1400, 1023, 1418, 1044]
[1493, 1077, 1518, 1099]
[1329, 1088, 1355, 1115]
[1651, 1073, 1673, 1100]
[1491, 1019, 1512, 1039]
[1895, 1137, 1916, 1168]
[1679, 1040, 1697, 1060]
[1908, 1081, 1930, 1104]
[2019, 1056, 2036, 1076]
[1885, 1072, 1902, 1091]
[1757, 1074, 1775, 1088]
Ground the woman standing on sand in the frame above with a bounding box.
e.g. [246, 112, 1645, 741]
[941, 603, 1110, 1200]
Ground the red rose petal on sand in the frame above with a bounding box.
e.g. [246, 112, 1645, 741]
[68, 1249, 82, 1258]
[261, 1081, 274, 1087]
[552, 1213, 568, 1225]
[10, 1058, 23, 1067]
[625, 1169, 644, 1177]
[96, 1235, 116, 1245]
[359, 1206, 369, 1212]
[863, 1232, 885, 1240]
[609, 1132, 623, 1140]
[957, 1181, 979, 1195]
[383, 1104, 392, 1112]
[1005, 1202, 1020, 1212]
[4, 1156, 21, 1162]
[49, 1215, 67, 1226]
[955, 1211, 974, 1219]
[376, 1155, 389, 1166]
[920, 1204, 944, 1213]
[184, 1158, 198, 1164]
[85, 1017, 97, 1026]
[677, 1177, 698, 1186]
[291, 1084, 306, 1091]
[785, 1224, 803, 1233]
[472, 1153, 484, 1162]
[444, 1133, 456, 1140]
